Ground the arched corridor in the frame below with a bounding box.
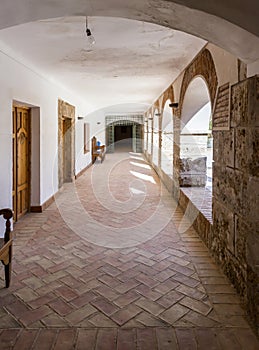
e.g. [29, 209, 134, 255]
[1, 152, 258, 348]
[0, 0, 258, 347]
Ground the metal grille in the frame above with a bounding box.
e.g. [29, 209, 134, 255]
[105, 115, 143, 126]
[105, 115, 144, 153]
[135, 123, 143, 153]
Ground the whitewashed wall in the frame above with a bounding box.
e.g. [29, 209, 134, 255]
[0, 50, 95, 214]
[247, 59, 259, 76]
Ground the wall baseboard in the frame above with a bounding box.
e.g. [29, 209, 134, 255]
[30, 205, 43, 213]
[30, 163, 91, 213]
[75, 162, 92, 179]
[30, 194, 56, 213]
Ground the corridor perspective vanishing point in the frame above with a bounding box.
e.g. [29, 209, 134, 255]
[0, 0, 259, 349]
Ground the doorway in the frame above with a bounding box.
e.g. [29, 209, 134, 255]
[12, 106, 31, 221]
[106, 120, 143, 153]
[58, 99, 75, 188]
[114, 125, 133, 151]
[61, 117, 72, 182]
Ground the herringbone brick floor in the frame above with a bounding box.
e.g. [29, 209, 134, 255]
[0, 152, 258, 349]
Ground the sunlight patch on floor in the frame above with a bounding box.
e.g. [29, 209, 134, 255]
[130, 170, 156, 184]
[130, 161, 151, 170]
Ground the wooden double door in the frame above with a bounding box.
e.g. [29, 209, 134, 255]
[12, 106, 31, 221]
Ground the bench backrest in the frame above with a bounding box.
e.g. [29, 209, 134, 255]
[0, 209, 13, 243]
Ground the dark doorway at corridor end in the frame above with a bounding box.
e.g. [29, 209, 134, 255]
[114, 125, 133, 152]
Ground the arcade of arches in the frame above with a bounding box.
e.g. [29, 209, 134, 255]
[144, 47, 259, 335]
[0, 1, 259, 347]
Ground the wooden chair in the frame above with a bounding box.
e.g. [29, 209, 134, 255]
[92, 136, 106, 163]
[0, 209, 13, 288]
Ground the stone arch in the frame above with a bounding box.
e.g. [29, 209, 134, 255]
[152, 106, 160, 167]
[161, 84, 175, 134]
[153, 100, 160, 112]
[178, 48, 218, 116]
[161, 85, 174, 112]
[160, 88, 174, 176]
[181, 76, 212, 127]
[105, 115, 143, 153]
[146, 109, 153, 156]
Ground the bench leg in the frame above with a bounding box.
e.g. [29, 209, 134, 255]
[4, 245, 12, 288]
[4, 263, 11, 288]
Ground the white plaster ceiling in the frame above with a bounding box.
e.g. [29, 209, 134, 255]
[0, 0, 258, 114]
[0, 0, 258, 62]
[0, 16, 206, 112]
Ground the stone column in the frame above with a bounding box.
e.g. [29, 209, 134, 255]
[212, 75, 259, 332]
[158, 114, 162, 169]
[172, 108, 181, 198]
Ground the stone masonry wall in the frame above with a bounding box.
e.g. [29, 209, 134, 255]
[212, 75, 259, 332]
[143, 46, 259, 332]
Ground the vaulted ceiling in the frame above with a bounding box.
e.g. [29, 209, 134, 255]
[0, 1, 258, 113]
[0, 17, 205, 111]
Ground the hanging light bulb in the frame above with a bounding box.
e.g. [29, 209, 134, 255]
[85, 16, 95, 45]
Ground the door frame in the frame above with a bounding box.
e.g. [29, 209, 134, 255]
[58, 99, 75, 188]
[12, 105, 31, 221]
[106, 120, 143, 153]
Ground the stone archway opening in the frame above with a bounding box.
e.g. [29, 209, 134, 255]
[179, 76, 213, 223]
[147, 113, 152, 156]
[152, 109, 160, 167]
[180, 77, 212, 189]
[105, 115, 143, 153]
[161, 99, 174, 177]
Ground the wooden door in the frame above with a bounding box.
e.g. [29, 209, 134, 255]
[13, 106, 31, 221]
[61, 117, 72, 184]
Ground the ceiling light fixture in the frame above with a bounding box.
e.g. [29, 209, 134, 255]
[85, 16, 95, 45]
[169, 102, 179, 108]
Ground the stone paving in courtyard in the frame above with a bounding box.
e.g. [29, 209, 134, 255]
[0, 152, 258, 349]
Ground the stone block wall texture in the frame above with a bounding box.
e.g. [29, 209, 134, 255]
[212, 75, 259, 332]
[144, 46, 258, 332]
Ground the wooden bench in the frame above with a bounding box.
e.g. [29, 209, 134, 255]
[92, 137, 106, 163]
[0, 209, 13, 288]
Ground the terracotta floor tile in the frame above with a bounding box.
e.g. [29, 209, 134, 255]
[13, 329, 38, 350]
[32, 329, 58, 350]
[156, 328, 178, 349]
[117, 328, 136, 350]
[111, 304, 142, 326]
[159, 304, 189, 325]
[91, 297, 119, 317]
[48, 298, 74, 316]
[95, 329, 117, 350]
[136, 328, 157, 350]
[0, 152, 257, 349]
[65, 304, 97, 324]
[53, 329, 76, 350]
[76, 329, 97, 350]
[175, 328, 197, 350]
